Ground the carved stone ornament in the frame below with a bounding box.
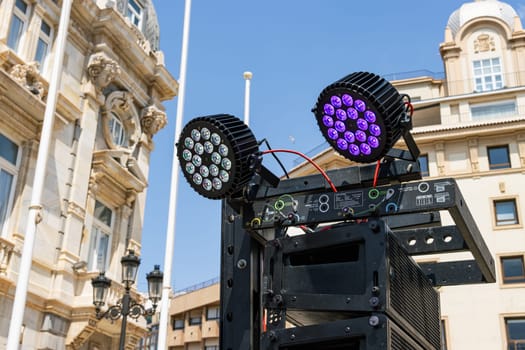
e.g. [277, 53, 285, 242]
[9, 62, 45, 99]
[102, 90, 141, 151]
[87, 53, 121, 90]
[474, 34, 495, 53]
[140, 105, 167, 138]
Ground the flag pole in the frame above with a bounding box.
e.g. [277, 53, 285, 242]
[157, 0, 192, 348]
[6, 0, 73, 349]
[243, 71, 253, 126]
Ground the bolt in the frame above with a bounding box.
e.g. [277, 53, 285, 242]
[369, 315, 380, 327]
[273, 294, 283, 306]
[237, 259, 247, 269]
[345, 326, 351, 333]
[228, 214, 235, 223]
[369, 220, 380, 233]
[268, 331, 277, 341]
[369, 296, 380, 308]
[291, 296, 297, 302]
[371, 286, 380, 295]
[290, 334, 296, 341]
[346, 297, 351, 303]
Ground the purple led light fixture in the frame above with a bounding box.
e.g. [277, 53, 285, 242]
[313, 71, 408, 163]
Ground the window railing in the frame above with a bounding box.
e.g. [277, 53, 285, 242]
[174, 276, 219, 295]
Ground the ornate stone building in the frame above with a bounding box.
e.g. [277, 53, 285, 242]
[290, 0, 525, 349]
[0, 0, 177, 348]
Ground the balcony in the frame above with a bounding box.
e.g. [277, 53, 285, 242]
[202, 319, 219, 338]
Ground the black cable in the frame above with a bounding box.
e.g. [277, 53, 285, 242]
[258, 139, 290, 179]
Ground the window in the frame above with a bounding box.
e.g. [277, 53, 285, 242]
[473, 58, 503, 92]
[189, 316, 202, 325]
[126, 0, 143, 28]
[89, 201, 113, 271]
[205, 346, 218, 350]
[41, 313, 69, 336]
[488, 145, 511, 170]
[418, 154, 429, 177]
[0, 133, 19, 235]
[501, 256, 525, 284]
[136, 324, 158, 350]
[171, 318, 184, 330]
[207, 306, 220, 320]
[109, 113, 127, 147]
[34, 20, 53, 72]
[471, 101, 516, 120]
[7, 0, 30, 52]
[494, 199, 519, 226]
[505, 318, 525, 350]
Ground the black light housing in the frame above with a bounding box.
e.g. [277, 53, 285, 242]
[146, 265, 163, 307]
[177, 114, 259, 199]
[91, 272, 111, 309]
[121, 249, 140, 288]
[313, 71, 418, 164]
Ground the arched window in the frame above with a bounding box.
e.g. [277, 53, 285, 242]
[109, 112, 127, 147]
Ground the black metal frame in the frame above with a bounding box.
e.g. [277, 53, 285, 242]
[219, 160, 495, 349]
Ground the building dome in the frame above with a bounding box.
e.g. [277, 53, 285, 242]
[447, 0, 518, 38]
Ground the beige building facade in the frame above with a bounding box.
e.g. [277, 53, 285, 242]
[166, 280, 220, 350]
[0, 0, 177, 349]
[167, 1, 525, 349]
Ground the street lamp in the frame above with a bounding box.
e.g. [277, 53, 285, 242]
[91, 250, 164, 350]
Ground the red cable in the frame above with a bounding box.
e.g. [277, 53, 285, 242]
[373, 159, 381, 187]
[261, 149, 338, 192]
[404, 101, 414, 117]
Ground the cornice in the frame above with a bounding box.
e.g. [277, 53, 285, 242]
[90, 151, 146, 208]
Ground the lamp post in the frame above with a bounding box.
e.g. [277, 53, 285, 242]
[91, 250, 163, 350]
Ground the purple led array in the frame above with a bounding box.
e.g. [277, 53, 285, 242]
[321, 94, 382, 157]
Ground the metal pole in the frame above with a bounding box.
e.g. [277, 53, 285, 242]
[157, 0, 192, 348]
[6, 0, 73, 348]
[243, 71, 253, 126]
[119, 291, 130, 350]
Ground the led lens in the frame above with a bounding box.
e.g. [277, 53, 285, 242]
[334, 121, 346, 133]
[193, 173, 203, 185]
[342, 94, 353, 106]
[335, 109, 347, 121]
[210, 164, 219, 176]
[201, 127, 211, 140]
[184, 137, 194, 149]
[182, 149, 192, 161]
[194, 143, 204, 155]
[210, 133, 221, 146]
[324, 104, 335, 116]
[330, 95, 342, 108]
[221, 158, 232, 170]
[322, 115, 334, 127]
[191, 129, 201, 141]
[204, 141, 214, 153]
[202, 179, 212, 191]
[336, 138, 348, 150]
[327, 128, 338, 140]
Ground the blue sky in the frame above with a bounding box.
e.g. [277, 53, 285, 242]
[137, 0, 525, 291]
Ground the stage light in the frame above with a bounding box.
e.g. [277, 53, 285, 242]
[177, 114, 259, 199]
[313, 71, 414, 163]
